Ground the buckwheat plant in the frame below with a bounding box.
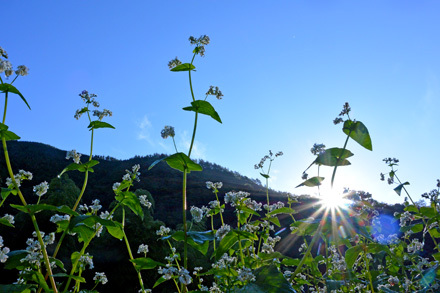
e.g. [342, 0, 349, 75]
[148, 34, 222, 292]
[0, 45, 60, 292]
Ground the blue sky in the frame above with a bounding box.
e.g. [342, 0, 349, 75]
[2, 1, 439, 204]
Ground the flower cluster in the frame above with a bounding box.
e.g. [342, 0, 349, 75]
[310, 143, 326, 155]
[93, 272, 108, 285]
[168, 57, 182, 70]
[156, 225, 171, 237]
[0, 46, 29, 78]
[139, 194, 152, 208]
[137, 244, 149, 256]
[66, 150, 82, 164]
[189, 35, 210, 56]
[254, 150, 283, 170]
[206, 181, 223, 192]
[161, 125, 175, 139]
[5, 170, 33, 189]
[93, 109, 113, 121]
[33, 181, 49, 197]
[1, 214, 14, 225]
[205, 86, 223, 100]
[0, 236, 10, 263]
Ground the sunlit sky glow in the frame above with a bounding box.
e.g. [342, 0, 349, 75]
[2, 1, 440, 205]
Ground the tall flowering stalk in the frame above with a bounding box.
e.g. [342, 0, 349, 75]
[0, 46, 58, 292]
[150, 35, 222, 291]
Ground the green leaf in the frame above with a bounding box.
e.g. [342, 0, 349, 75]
[115, 191, 144, 220]
[87, 120, 115, 130]
[183, 100, 222, 123]
[420, 206, 437, 218]
[3, 250, 28, 270]
[0, 123, 21, 141]
[131, 257, 166, 270]
[215, 231, 238, 259]
[326, 280, 347, 291]
[1, 187, 12, 199]
[267, 207, 296, 216]
[342, 120, 373, 151]
[345, 245, 364, 269]
[30, 271, 50, 292]
[163, 231, 212, 255]
[404, 205, 418, 213]
[0, 284, 32, 293]
[106, 221, 124, 240]
[187, 231, 215, 244]
[260, 173, 270, 179]
[267, 216, 281, 227]
[0, 83, 31, 110]
[170, 63, 195, 72]
[53, 273, 86, 283]
[315, 147, 353, 166]
[236, 265, 295, 293]
[153, 276, 168, 288]
[58, 159, 100, 177]
[394, 182, 409, 196]
[296, 176, 325, 188]
[10, 204, 79, 216]
[148, 157, 165, 170]
[232, 229, 259, 241]
[164, 152, 203, 173]
[0, 217, 14, 227]
[72, 225, 95, 243]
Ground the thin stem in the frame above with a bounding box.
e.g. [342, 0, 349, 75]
[188, 112, 198, 158]
[182, 170, 188, 269]
[122, 208, 145, 291]
[331, 132, 351, 188]
[215, 191, 224, 226]
[2, 137, 58, 292]
[2, 91, 8, 124]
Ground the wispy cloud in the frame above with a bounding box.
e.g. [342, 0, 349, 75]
[137, 115, 154, 146]
[178, 130, 207, 159]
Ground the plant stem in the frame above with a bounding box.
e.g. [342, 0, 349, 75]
[2, 93, 58, 292]
[2, 92, 8, 124]
[182, 170, 188, 293]
[331, 132, 351, 188]
[122, 207, 145, 292]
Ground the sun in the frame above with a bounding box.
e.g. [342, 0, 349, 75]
[318, 189, 351, 211]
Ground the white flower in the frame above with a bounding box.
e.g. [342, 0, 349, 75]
[112, 182, 121, 191]
[93, 272, 108, 285]
[215, 224, 230, 240]
[90, 199, 102, 213]
[237, 267, 256, 282]
[0, 246, 10, 263]
[15, 65, 29, 76]
[0, 60, 12, 73]
[190, 206, 205, 222]
[33, 181, 49, 197]
[161, 126, 175, 139]
[92, 109, 112, 121]
[178, 268, 192, 285]
[50, 214, 70, 223]
[78, 253, 94, 270]
[167, 57, 182, 69]
[2, 214, 14, 225]
[137, 244, 149, 255]
[139, 195, 152, 208]
[66, 150, 81, 164]
[156, 226, 171, 236]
